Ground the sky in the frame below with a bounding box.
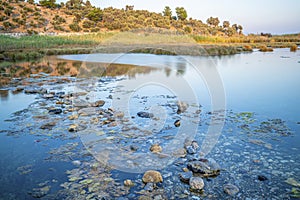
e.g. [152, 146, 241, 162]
[56, 0, 300, 34]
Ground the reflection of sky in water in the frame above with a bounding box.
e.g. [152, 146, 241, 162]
[62, 49, 300, 121]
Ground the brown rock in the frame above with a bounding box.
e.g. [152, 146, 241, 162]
[142, 170, 163, 183]
[150, 144, 162, 153]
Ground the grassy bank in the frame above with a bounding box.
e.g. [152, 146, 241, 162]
[0, 32, 299, 61]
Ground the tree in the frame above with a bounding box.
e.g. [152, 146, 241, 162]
[238, 25, 243, 34]
[163, 6, 172, 19]
[223, 21, 230, 29]
[206, 17, 220, 27]
[232, 24, 238, 32]
[39, 0, 57, 9]
[85, 0, 91, 8]
[27, 0, 34, 4]
[175, 7, 187, 21]
[86, 8, 103, 22]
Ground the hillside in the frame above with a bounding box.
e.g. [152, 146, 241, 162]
[0, 0, 243, 36]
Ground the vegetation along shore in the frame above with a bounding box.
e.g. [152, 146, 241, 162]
[0, 0, 299, 62]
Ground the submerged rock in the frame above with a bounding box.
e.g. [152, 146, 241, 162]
[258, 175, 268, 181]
[144, 182, 154, 192]
[91, 100, 105, 107]
[40, 121, 56, 130]
[179, 171, 193, 183]
[187, 158, 220, 177]
[189, 177, 204, 191]
[137, 111, 154, 118]
[223, 184, 239, 196]
[142, 170, 163, 183]
[150, 144, 162, 153]
[49, 108, 62, 114]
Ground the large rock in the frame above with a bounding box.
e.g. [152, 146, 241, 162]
[187, 158, 220, 177]
[142, 170, 163, 183]
[189, 177, 204, 191]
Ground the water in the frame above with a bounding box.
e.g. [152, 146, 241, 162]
[0, 48, 299, 199]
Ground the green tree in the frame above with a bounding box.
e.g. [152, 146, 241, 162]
[175, 7, 187, 20]
[86, 8, 103, 22]
[163, 6, 172, 19]
[39, 0, 57, 9]
[27, 0, 34, 4]
[232, 24, 238, 32]
[69, 22, 81, 32]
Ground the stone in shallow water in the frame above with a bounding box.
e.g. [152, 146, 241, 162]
[40, 121, 56, 130]
[258, 175, 268, 181]
[187, 158, 220, 177]
[137, 111, 154, 118]
[49, 108, 62, 114]
[91, 100, 105, 107]
[179, 171, 193, 183]
[189, 177, 204, 191]
[124, 179, 134, 187]
[150, 144, 162, 153]
[144, 182, 154, 192]
[174, 120, 181, 127]
[142, 170, 163, 183]
[223, 184, 239, 196]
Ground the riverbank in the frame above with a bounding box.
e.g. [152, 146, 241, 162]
[0, 32, 299, 62]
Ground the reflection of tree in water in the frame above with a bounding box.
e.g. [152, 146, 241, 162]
[164, 67, 171, 77]
[0, 90, 9, 101]
[176, 62, 186, 76]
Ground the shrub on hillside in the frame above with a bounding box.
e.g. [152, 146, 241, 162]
[69, 22, 81, 32]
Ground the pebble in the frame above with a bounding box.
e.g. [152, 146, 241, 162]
[91, 100, 105, 107]
[177, 101, 188, 114]
[223, 184, 239, 195]
[174, 120, 181, 127]
[258, 175, 268, 181]
[189, 177, 204, 191]
[124, 179, 134, 187]
[150, 144, 162, 153]
[68, 124, 78, 132]
[137, 111, 154, 118]
[49, 108, 62, 114]
[142, 170, 163, 183]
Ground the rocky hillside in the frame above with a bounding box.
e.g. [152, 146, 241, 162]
[0, 0, 243, 36]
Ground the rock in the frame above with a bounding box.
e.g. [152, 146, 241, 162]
[24, 87, 46, 94]
[68, 114, 78, 120]
[78, 107, 97, 116]
[114, 111, 124, 118]
[40, 121, 56, 130]
[91, 100, 105, 107]
[42, 94, 54, 99]
[172, 148, 187, 158]
[258, 175, 268, 181]
[49, 108, 62, 114]
[187, 158, 220, 177]
[72, 160, 81, 166]
[137, 111, 154, 118]
[150, 144, 162, 153]
[177, 101, 188, 114]
[124, 179, 134, 187]
[285, 178, 300, 187]
[186, 146, 197, 154]
[179, 171, 193, 183]
[191, 141, 199, 150]
[68, 124, 78, 132]
[189, 177, 204, 191]
[223, 184, 239, 196]
[174, 120, 181, 127]
[142, 170, 163, 183]
[130, 145, 139, 152]
[144, 182, 154, 192]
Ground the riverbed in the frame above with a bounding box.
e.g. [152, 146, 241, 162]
[0, 48, 299, 199]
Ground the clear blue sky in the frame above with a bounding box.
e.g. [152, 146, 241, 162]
[56, 0, 300, 34]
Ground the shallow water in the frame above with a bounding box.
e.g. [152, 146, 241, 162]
[0, 48, 299, 199]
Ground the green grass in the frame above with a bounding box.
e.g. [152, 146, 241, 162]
[0, 32, 115, 51]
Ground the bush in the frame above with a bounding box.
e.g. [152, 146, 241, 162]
[290, 44, 298, 52]
[259, 45, 273, 52]
[69, 22, 81, 32]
